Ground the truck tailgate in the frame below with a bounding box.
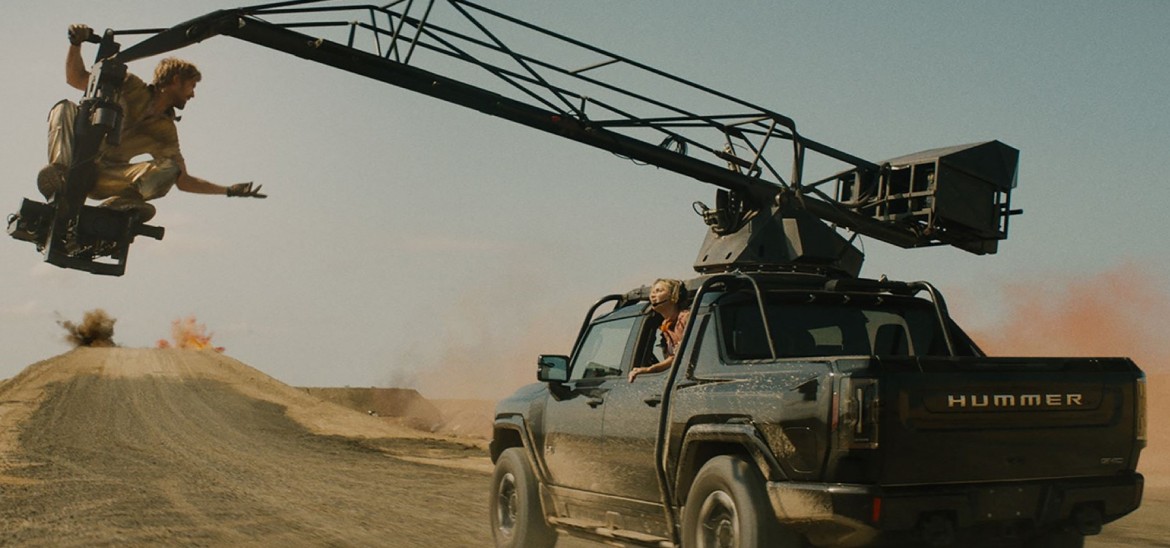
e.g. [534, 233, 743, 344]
[868, 357, 1143, 485]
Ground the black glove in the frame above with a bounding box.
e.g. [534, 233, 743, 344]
[226, 182, 267, 198]
[68, 25, 93, 46]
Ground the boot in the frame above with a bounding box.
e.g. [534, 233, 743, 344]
[99, 196, 157, 223]
[37, 163, 66, 201]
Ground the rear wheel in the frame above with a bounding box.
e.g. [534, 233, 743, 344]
[490, 447, 556, 548]
[682, 455, 802, 548]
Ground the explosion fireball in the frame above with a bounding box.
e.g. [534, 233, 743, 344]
[157, 316, 225, 352]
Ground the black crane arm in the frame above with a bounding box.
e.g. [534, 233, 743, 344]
[109, 4, 834, 203]
[90, 0, 1019, 271]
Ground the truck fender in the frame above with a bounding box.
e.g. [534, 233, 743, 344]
[492, 414, 555, 481]
[673, 422, 786, 504]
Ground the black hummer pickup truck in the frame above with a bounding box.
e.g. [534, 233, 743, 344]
[489, 272, 1146, 547]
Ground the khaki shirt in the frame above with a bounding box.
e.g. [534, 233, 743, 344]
[101, 73, 181, 164]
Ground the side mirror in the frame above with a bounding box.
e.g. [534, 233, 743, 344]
[538, 355, 569, 383]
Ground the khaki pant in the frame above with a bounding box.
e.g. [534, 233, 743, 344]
[47, 100, 179, 201]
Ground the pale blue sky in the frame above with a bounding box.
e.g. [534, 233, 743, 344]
[2, 1, 1167, 398]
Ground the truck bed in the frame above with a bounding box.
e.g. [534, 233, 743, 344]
[865, 357, 1143, 486]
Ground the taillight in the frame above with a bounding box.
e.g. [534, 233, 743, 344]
[1136, 374, 1148, 447]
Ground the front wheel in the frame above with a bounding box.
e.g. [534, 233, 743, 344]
[682, 455, 802, 548]
[490, 447, 556, 548]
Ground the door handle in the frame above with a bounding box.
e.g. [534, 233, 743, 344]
[587, 397, 604, 408]
[644, 394, 663, 407]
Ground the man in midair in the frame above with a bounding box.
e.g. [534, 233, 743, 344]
[38, 24, 265, 222]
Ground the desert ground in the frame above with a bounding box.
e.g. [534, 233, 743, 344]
[0, 348, 1165, 546]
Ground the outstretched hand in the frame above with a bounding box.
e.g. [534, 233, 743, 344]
[226, 182, 267, 199]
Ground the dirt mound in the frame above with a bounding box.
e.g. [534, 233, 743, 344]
[0, 348, 424, 451]
[0, 348, 493, 545]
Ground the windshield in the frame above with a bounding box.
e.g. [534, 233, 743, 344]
[717, 292, 962, 360]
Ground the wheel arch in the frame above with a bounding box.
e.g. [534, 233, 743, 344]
[673, 423, 785, 506]
[492, 414, 556, 487]
[491, 420, 525, 462]
[491, 414, 537, 463]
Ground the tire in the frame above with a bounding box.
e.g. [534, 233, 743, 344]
[490, 447, 556, 548]
[682, 455, 802, 548]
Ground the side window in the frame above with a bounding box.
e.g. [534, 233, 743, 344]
[864, 310, 915, 356]
[719, 303, 774, 360]
[720, 301, 870, 360]
[570, 316, 638, 380]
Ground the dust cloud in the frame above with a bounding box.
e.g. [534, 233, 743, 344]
[410, 298, 578, 401]
[961, 263, 1169, 369]
[393, 269, 586, 402]
[58, 309, 117, 348]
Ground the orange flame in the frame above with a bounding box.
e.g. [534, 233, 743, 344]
[157, 316, 225, 352]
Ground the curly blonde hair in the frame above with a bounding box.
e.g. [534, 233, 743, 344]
[152, 58, 202, 87]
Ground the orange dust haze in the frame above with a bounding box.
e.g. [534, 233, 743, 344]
[963, 263, 1168, 369]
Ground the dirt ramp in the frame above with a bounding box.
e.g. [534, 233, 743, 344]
[0, 348, 492, 545]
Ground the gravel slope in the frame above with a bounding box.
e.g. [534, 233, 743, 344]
[0, 348, 492, 546]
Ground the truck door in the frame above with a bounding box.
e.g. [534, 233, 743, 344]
[541, 314, 639, 493]
[592, 311, 672, 502]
